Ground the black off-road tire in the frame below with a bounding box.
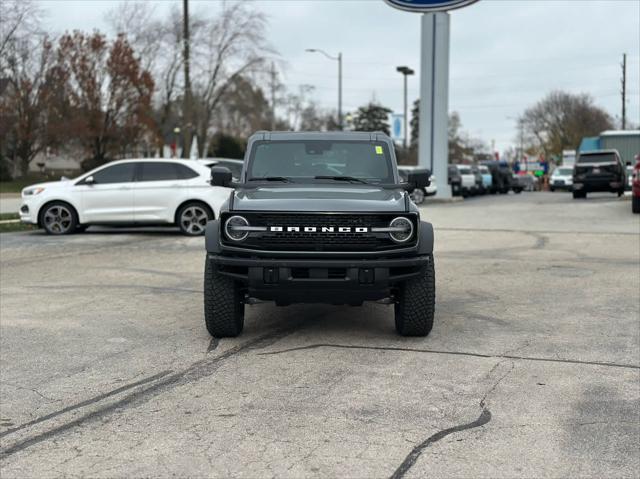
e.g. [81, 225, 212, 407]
[394, 254, 436, 337]
[632, 195, 640, 214]
[204, 258, 244, 337]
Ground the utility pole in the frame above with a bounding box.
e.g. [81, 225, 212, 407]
[337, 52, 342, 130]
[621, 53, 627, 130]
[182, 0, 193, 158]
[270, 62, 277, 131]
[396, 66, 415, 150]
[305, 49, 342, 130]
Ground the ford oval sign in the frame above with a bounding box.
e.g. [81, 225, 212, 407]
[384, 0, 478, 13]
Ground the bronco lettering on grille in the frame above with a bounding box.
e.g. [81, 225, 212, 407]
[269, 226, 369, 233]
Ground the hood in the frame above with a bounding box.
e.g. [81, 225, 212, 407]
[232, 185, 407, 212]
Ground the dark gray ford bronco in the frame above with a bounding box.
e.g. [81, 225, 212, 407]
[204, 131, 435, 337]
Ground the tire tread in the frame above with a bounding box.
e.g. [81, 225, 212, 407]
[204, 258, 244, 337]
[395, 254, 436, 336]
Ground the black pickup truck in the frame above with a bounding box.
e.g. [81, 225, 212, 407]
[204, 131, 436, 338]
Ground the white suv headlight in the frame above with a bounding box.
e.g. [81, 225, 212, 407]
[23, 187, 45, 196]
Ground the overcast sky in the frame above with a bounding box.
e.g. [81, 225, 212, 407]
[41, 0, 640, 153]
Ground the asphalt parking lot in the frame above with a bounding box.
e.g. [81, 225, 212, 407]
[1, 192, 638, 478]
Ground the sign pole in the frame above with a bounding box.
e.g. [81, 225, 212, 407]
[418, 12, 451, 198]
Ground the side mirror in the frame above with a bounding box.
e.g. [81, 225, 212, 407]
[84, 175, 95, 185]
[210, 166, 233, 188]
[406, 170, 431, 190]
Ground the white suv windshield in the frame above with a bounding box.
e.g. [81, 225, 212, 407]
[248, 141, 393, 183]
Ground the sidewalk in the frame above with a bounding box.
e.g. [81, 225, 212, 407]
[0, 193, 21, 215]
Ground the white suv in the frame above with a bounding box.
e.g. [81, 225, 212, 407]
[20, 159, 232, 235]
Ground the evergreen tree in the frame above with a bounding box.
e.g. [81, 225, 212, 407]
[352, 103, 392, 135]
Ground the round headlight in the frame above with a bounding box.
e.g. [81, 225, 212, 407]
[389, 217, 413, 243]
[225, 215, 249, 241]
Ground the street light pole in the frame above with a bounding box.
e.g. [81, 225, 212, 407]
[338, 52, 342, 130]
[306, 48, 343, 130]
[396, 66, 415, 149]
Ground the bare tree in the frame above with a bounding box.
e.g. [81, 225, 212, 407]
[0, 36, 60, 175]
[106, 2, 208, 152]
[519, 90, 613, 159]
[285, 84, 315, 131]
[0, 0, 43, 66]
[190, 2, 271, 156]
[104, 1, 163, 72]
[55, 31, 154, 169]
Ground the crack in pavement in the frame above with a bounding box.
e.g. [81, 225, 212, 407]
[389, 408, 492, 479]
[258, 343, 640, 370]
[390, 357, 517, 478]
[0, 372, 171, 440]
[0, 321, 307, 459]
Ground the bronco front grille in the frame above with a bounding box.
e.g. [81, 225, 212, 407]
[221, 212, 417, 252]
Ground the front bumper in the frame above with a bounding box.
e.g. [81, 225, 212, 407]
[551, 179, 572, 190]
[208, 253, 431, 304]
[573, 180, 623, 193]
[19, 200, 38, 224]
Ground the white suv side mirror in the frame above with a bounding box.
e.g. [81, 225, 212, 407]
[84, 175, 95, 185]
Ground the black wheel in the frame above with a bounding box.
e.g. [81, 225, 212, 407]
[394, 254, 435, 337]
[204, 257, 244, 337]
[632, 196, 640, 214]
[550, 187, 555, 192]
[617, 189, 624, 197]
[513, 187, 523, 194]
[177, 202, 213, 236]
[40, 202, 78, 235]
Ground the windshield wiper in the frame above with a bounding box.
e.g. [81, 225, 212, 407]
[314, 175, 370, 185]
[248, 176, 292, 183]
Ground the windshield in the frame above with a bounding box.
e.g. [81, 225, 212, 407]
[248, 140, 393, 183]
[458, 166, 472, 175]
[554, 168, 573, 175]
[578, 153, 616, 164]
[479, 166, 489, 173]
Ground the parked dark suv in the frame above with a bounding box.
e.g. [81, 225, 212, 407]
[206, 131, 435, 338]
[573, 150, 626, 199]
[480, 160, 512, 194]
